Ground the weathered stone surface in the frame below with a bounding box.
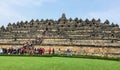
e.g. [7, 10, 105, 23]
[0, 14, 120, 57]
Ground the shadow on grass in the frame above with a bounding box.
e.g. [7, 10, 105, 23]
[0, 54, 120, 61]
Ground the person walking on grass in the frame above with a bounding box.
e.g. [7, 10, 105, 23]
[52, 48, 55, 55]
[66, 49, 72, 56]
[39, 48, 42, 55]
[0, 48, 3, 54]
[58, 48, 61, 55]
[42, 48, 45, 55]
[48, 48, 51, 54]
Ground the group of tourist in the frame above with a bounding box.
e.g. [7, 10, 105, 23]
[0, 47, 73, 56]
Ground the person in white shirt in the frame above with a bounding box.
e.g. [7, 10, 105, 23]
[58, 48, 61, 55]
[0, 48, 3, 54]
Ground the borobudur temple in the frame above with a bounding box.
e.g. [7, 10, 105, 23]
[0, 13, 120, 57]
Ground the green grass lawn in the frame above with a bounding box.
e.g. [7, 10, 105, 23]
[0, 56, 120, 70]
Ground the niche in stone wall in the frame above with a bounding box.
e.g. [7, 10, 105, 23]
[75, 24, 77, 27]
[61, 25, 64, 27]
[111, 34, 114, 37]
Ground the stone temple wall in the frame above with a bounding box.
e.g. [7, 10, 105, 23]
[0, 13, 120, 57]
[0, 45, 120, 57]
